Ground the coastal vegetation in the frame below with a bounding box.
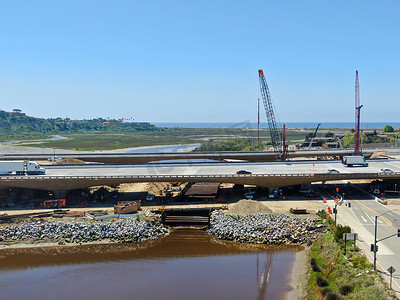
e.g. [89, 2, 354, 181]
[1, 109, 397, 151]
[303, 211, 397, 300]
[195, 138, 266, 151]
[342, 128, 399, 147]
[0, 109, 157, 140]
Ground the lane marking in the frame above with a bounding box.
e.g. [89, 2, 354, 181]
[354, 199, 392, 226]
[365, 212, 375, 223]
[361, 216, 367, 223]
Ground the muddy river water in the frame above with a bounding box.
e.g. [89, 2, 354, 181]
[0, 230, 302, 300]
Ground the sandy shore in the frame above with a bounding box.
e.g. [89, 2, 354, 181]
[286, 249, 308, 300]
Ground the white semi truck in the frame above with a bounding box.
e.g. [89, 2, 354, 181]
[342, 155, 368, 167]
[0, 161, 46, 175]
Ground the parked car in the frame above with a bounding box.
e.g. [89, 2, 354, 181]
[244, 192, 254, 199]
[380, 168, 393, 173]
[307, 192, 321, 198]
[146, 194, 155, 201]
[248, 187, 256, 194]
[298, 189, 312, 195]
[328, 169, 340, 173]
[236, 170, 252, 175]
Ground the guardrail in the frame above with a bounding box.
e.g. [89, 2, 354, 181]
[0, 172, 399, 181]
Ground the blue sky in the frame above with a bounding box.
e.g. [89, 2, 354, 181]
[0, 1, 399, 123]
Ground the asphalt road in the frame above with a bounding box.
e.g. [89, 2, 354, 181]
[320, 183, 400, 292]
[44, 159, 400, 177]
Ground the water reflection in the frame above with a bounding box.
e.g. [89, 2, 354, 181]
[0, 230, 302, 300]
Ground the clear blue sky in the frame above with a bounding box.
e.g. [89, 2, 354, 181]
[0, 1, 398, 123]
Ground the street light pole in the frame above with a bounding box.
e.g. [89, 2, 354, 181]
[334, 203, 338, 226]
[373, 209, 400, 272]
[374, 215, 378, 271]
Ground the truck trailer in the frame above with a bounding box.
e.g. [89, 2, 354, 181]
[342, 156, 368, 167]
[0, 161, 46, 175]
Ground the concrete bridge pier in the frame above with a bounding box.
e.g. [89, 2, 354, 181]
[267, 186, 279, 195]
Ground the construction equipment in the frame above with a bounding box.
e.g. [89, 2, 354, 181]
[40, 199, 66, 209]
[354, 70, 363, 156]
[114, 200, 141, 214]
[307, 123, 321, 150]
[258, 69, 286, 160]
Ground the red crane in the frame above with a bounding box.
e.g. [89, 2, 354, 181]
[354, 70, 363, 156]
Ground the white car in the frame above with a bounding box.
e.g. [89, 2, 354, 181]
[328, 169, 340, 174]
[380, 168, 393, 173]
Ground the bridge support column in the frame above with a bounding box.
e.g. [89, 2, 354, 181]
[267, 186, 278, 194]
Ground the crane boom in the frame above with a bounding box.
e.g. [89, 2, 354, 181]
[258, 69, 284, 160]
[307, 123, 321, 150]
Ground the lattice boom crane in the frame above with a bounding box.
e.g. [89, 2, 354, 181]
[258, 69, 285, 160]
[354, 70, 363, 156]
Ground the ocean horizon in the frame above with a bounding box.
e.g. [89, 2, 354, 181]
[154, 122, 400, 129]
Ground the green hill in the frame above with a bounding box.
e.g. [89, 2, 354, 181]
[0, 109, 158, 141]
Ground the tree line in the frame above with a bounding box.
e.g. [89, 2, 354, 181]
[0, 110, 158, 134]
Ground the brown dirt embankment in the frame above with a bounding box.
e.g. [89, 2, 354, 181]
[228, 199, 272, 214]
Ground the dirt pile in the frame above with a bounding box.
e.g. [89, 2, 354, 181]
[147, 182, 169, 196]
[118, 183, 149, 193]
[57, 158, 86, 165]
[229, 200, 272, 214]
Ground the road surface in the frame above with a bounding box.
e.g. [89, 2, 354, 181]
[320, 183, 400, 293]
[44, 159, 400, 177]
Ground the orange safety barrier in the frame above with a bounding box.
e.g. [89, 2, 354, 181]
[323, 246, 341, 278]
[316, 281, 323, 300]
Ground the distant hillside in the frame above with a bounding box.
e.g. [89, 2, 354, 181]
[0, 109, 158, 135]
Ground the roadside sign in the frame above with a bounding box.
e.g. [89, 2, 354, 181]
[343, 233, 358, 255]
[388, 266, 396, 289]
[343, 233, 358, 240]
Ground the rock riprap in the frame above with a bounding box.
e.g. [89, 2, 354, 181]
[0, 218, 170, 244]
[207, 210, 321, 245]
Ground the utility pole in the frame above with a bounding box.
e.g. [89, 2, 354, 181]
[334, 204, 337, 227]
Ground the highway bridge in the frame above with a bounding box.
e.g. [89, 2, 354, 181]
[0, 149, 384, 164]
[0, 160, 399, 196]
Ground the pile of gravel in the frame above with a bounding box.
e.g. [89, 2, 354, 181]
[207, 210, 322, 245]
[0, 218, 170, 244]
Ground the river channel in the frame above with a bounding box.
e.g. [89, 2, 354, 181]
[0, 230, 302, 300]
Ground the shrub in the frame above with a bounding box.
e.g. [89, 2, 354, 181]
[339, 284, 353, 295]
[322, 288, 344, 300]
[317, 209, 327, 219]
[326, 292, 343, 300]
[317, 276, 329, 287]
[334, 225, 351, 242]
[311, 258, 321, 272]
